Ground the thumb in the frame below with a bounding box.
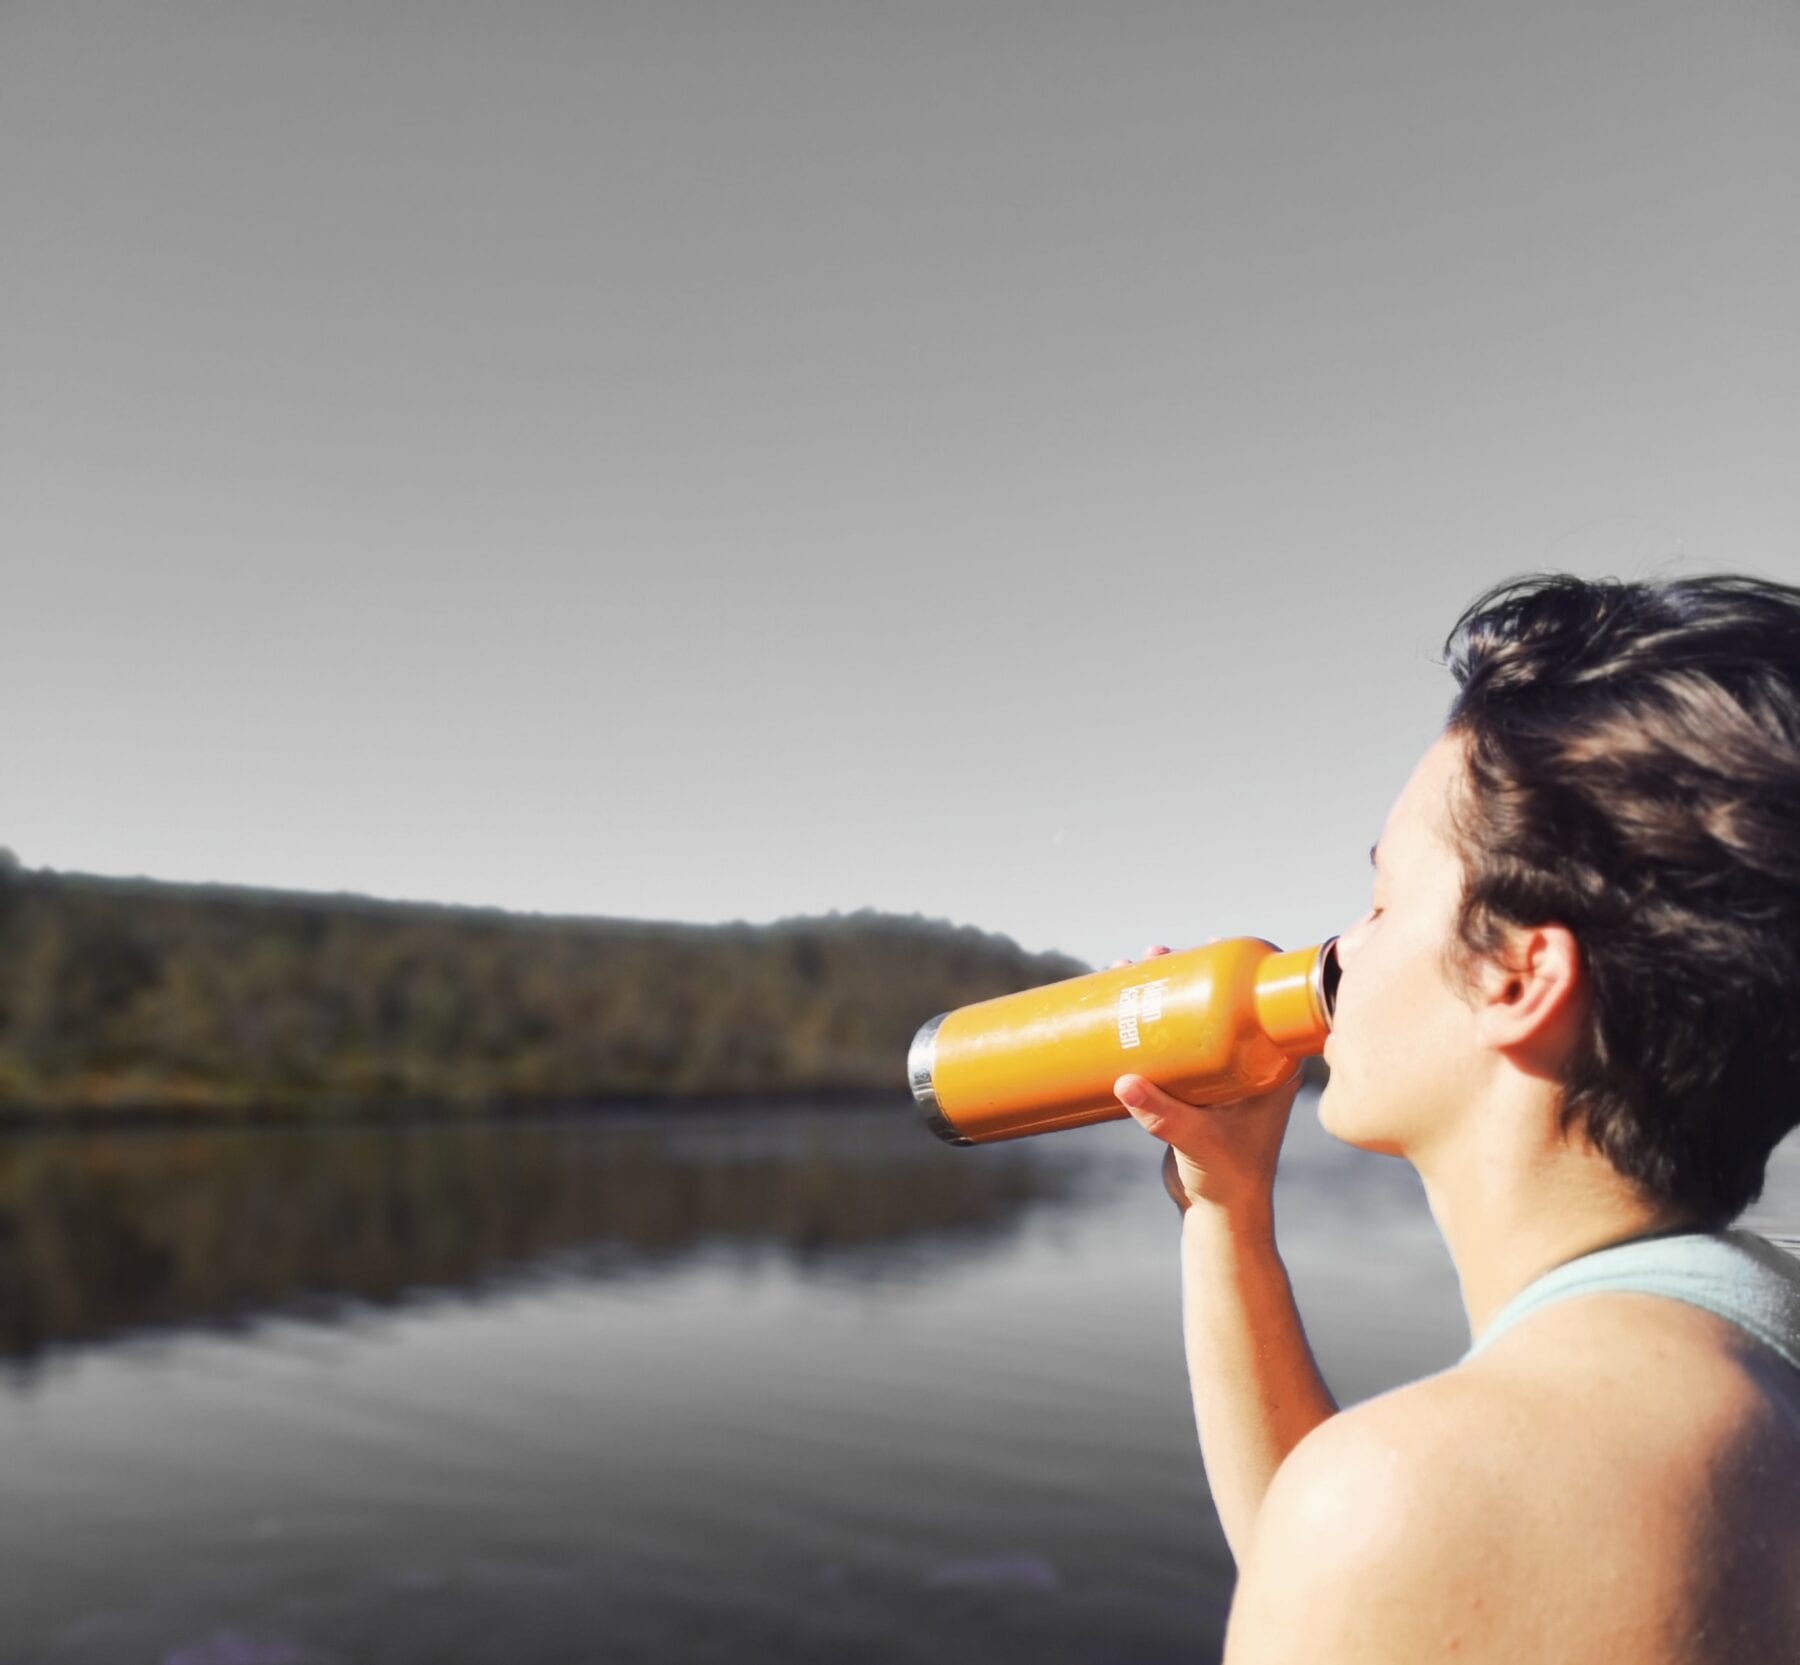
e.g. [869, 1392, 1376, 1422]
[1114, 1073, 1203, 1145]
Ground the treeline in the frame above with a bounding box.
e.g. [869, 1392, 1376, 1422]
[0, 853, 1088, 1119]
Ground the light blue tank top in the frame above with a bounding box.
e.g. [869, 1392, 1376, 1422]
[1463, 1228, 1800, 1372]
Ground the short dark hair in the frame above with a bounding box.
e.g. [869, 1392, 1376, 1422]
[1440, 572, 1800, 1227]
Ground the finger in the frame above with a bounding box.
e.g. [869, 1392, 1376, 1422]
[1144, 944, 1172, 957]
[1113, 1073, 1197, 1143]
[1109, 957, 1131, 969]
[1116, 1068, 1302, 1138]
[1160, 1144, 1191, 1213]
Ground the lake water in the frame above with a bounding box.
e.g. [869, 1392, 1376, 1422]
[2, 1091, 1796, 1665]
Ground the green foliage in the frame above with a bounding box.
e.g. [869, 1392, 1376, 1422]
[0, 866, 1087, 1118]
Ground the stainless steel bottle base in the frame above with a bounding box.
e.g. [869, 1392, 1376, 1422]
[907, 1012, 972, 1145]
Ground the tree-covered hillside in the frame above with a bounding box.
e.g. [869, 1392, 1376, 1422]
[0, 855, 1088, 1119]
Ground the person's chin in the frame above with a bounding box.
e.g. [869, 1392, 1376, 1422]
[1317, 1076, 1395, 1154]
[1316, 1075, 1351, 1143]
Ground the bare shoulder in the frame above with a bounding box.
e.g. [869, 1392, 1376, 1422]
[1222, 1310, 1800, 1664]
[1220, 1372, 1539, 1664]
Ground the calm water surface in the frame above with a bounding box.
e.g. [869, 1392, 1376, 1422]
[2, 1092, 1795, 1665]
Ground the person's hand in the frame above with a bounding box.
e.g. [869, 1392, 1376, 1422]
[1108, 942, 1302, 1221]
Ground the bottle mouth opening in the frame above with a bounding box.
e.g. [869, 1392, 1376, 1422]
[1316, 937, 1342, 1027]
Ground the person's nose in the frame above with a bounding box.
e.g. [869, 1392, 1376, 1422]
[1335, 910, 1375, 963]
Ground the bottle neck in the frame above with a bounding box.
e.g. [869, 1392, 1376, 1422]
[1251, 938, 1337, 1054]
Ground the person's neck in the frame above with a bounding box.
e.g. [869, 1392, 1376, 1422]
[1409, 1078, 1706, 1341]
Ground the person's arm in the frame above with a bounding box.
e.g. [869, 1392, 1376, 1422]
[1170, 1170, 1339, 1564]
[1110, 943, 1337, 1561]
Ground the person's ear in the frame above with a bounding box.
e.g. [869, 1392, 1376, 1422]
[1470, 924, 1584, 1060]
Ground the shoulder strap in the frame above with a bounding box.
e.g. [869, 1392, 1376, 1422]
[1464, 1229, 1800, 1371]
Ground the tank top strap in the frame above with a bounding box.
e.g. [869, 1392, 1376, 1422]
[1463, 1228, 1800, 1371]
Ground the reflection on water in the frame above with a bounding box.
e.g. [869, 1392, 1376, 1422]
[0, 1102, 1097, 1366]
[0, 1097, 1793, 1665]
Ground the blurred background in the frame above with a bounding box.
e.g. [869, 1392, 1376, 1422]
[2, 2, 1797, 1662]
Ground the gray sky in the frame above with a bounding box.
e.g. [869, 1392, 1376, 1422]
[4, 0, 1797, 970]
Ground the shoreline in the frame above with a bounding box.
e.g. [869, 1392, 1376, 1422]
[0, 1086, 915, 1137]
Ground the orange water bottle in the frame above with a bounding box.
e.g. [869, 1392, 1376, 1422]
[908, 937, 1339, 1144]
